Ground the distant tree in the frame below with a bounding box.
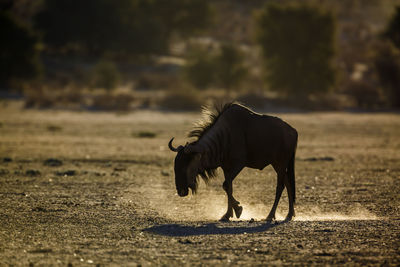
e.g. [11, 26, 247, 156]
[0, 11, 41, 88]
[255, 4, 336, 98]
[373, 41, 400, 108]
[35, 0, 212, 57]
[214, 44, 247, 95]
[384, 6, 400, 49]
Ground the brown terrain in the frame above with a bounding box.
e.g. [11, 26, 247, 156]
[0, 102, 399, 265]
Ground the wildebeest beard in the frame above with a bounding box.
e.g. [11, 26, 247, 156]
[184, 150, 218, 195]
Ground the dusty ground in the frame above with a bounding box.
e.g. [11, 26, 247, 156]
[0, 101, 399, 266]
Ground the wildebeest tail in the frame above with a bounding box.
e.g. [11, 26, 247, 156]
[287, 140, 297, 204]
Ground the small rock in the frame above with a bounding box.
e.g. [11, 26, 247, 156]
[304, 156, 334, 162]
[304, 157, 317, 162]
[47, 125, 62, 132]
[0, 169, 9, 176]
[44, 158, 63, 167]
[26, 170, 40, 176]
[3, 157, 12, 162]
[178, 239, 193, 244]
[28, 248, 53, 254]
[315, 229, 335, 233]
[161, 170, 169, 176]
[249, 218, 255, 223]
[314, 252, 334, 256]
[320, 156, 334, 161]
[32, 207, 46, 212]
[56, 170, 76, 176]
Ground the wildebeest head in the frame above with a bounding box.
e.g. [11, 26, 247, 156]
[168, 138, 202, 197]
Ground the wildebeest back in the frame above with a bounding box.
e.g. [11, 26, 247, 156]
[218, 104, 297, 170]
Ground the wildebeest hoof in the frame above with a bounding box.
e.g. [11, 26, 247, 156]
[219, 214, 231, 222]
[284, 214, 294, 221]
[234, 205, 243, 219]
[265, 215, 275, 223]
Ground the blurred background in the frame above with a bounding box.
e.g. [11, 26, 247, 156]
[2, 0, 400, 112]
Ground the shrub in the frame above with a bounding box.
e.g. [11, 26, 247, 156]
[344, 80, 384, 109]
[214, 44, 248, 94]
[158, 87, 203, 111]
[91, 60, 120, 91]
[24, 86, 55, 109]
[91, 93, 134, 111]
[183, 47, 215, 90]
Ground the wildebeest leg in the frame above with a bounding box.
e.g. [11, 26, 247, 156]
[266, 174, 285, 222]
[283, 171, 295, 221]
[267, 161, 295, 222]
[272, 164, 295, 221]
[220, 166, 243, 221]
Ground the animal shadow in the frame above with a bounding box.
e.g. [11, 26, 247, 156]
[144, 220, 285, 237]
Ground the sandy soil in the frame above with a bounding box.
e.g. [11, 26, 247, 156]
[0, 102, 399, 266]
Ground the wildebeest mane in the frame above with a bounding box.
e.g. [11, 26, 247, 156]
[188, 102, 237, 185]
[188, 102, 235, 140]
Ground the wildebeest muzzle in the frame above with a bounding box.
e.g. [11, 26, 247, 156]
[177, 188, 189, 197]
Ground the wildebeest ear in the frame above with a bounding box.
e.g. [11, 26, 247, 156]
[184, 144, 204, 154]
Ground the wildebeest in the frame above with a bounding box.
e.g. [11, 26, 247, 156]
[168, 102, 298, 222]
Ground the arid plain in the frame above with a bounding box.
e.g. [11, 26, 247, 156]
[0, 102, 399, 265]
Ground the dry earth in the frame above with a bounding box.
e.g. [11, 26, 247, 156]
[0, 102, 399, 266]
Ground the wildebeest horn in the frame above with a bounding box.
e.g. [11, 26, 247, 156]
[168, 137, 183, 152]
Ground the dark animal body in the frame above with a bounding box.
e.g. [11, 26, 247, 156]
[168, 103, 298, 221]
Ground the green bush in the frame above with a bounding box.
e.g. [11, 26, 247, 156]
[255, 4, 336, 99]
[183, 47, 215, 90]
[91, 60, 120, 91]
[214, 44, 247, 94]
[183, 44, 248, 93]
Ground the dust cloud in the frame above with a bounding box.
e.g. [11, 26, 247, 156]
[130, 177, 379, 222]
[294, 205, 379, 221]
